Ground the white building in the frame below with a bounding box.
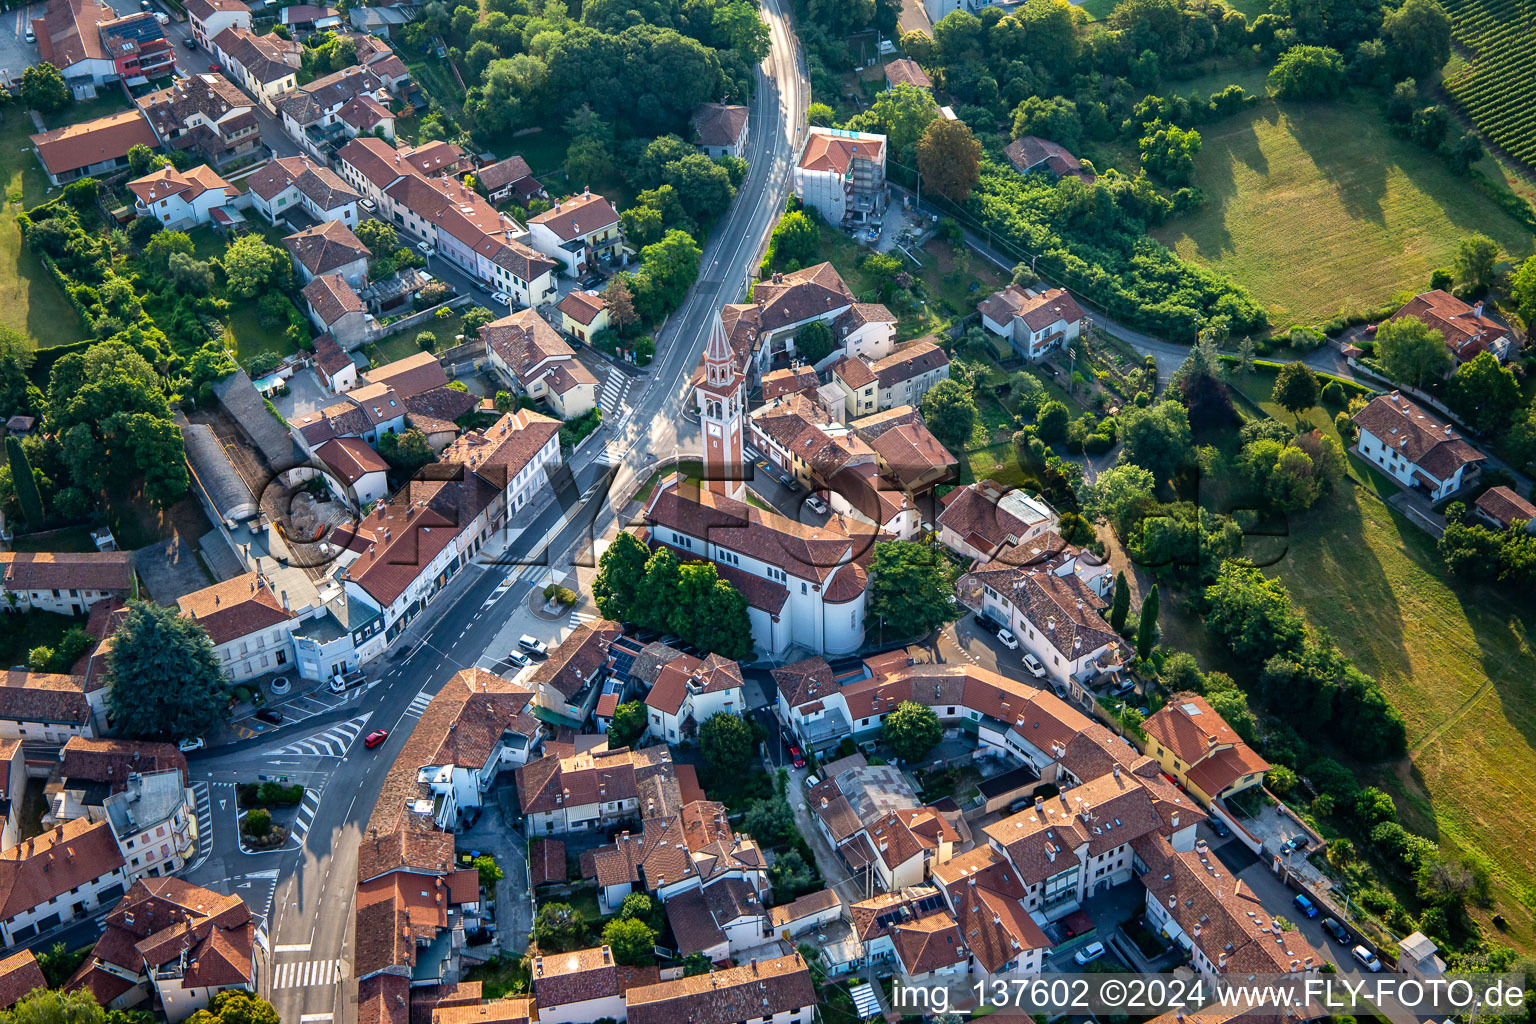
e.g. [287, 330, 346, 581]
[246, 154, 361, 228]
[691, 102, 749, 158]
[0, 818, 128, 946]
[186, 0, 249, 51]
[721, 264, 897, 383]
[409, 670, 542, 831]
[978, 285, 1088, 361]
[210, 26, 300, 110]
[1352, 391, 1485, 501]
[314, 436, 389, 508]
[624, 954, 815, 1024]
[177, 573, 299, 685]
[936, 479, 1059, 565]
[0, 552, 136, 615]
[128, 164, 235, 230]
[103, 768, 196, 881]
[532, 947, 629, 1024]
[480, 310, 599, 420]
[643, 651, 745, 743]
[795, 127, 887, 226]
[527, 190, 623, 279]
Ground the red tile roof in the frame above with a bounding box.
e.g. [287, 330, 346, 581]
[1475, 485, 1536, 528]
[799, 128, 885, 174]
[0, 950, 45, 1010]
[0, 551, 134, 593]
[529, 191, 620, 242]
[177, 572, 295, 646]
[0, 819, 125, 921]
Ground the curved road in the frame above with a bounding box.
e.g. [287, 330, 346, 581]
[177, 6, 810, 1024]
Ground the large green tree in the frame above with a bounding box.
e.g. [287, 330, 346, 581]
[917, 118, 982, 202]
[868, 540, 958, 641]
[1271, 362, 1320, 420]
[601, 917, 656, 965]
[608, 700, 648, 748]
[1117, 399, 1192, 481]
[104, 601, 229, 740]
[592, 531, 653, 622]
[1381, 0, 1452, 78]
[1136, 583, 1160, 660]
[794, 320, 835, 364]
[6, 436, 45, 526]
[7, 988, 106, 1024]
[533, 903, 586, 952]
[768, 210, 819, 269]
[919, 378, 977, 452]
[1082, 463, 1156, 537]
[1375, 315, 1451, 386]
[20, 62, 71, 114]
[845, 82, 940, 160]
[1109, 571, 1130, 634]
[699, 711, 753, 772]
[1447, 351, 1523, 433]
[187, 993, 280, 1024]
[1266, 45, 1347, 100]
[1453, 233, 1499, 295]
[632, 230, 702, 321]
[882, 700, 942, 763]
[221, 234, 290, 298]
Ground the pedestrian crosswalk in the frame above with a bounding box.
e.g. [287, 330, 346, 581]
[599, 368, 631, 416]
[191, 782, 215, 869]
[402, 689, 435, 719]
[568, 610, 595, 629]
[290, 789, 320, 846]
[270, 958, 342, 989]
[268, 716, 371, 758]
[589, 445, 620, 466]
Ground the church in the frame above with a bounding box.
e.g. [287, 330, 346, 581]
[639, 313, 873, 658]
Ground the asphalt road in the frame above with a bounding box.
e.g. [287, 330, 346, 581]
[169, 3, 810, 1021]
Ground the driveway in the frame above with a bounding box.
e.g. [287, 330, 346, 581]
[271, 368, 333, 421]
[482, 783, 534, 955]
[135, 534, 215, 605]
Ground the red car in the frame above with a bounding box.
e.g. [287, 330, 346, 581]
[788, 744, 805, 768]
[364, 729, 389, 749]
[208, 63, 220, 72]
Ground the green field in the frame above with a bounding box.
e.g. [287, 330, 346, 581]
[1152, 96, 1535, 327]
[1442, 0, 1536, 166]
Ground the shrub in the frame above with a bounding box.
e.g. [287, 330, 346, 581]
[244, 809, 272, 837]
[417, 331, 438, 352]
[1320, 380, 1346, 406]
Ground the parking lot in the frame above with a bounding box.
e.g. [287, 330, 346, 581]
[226, 679, 375, 740]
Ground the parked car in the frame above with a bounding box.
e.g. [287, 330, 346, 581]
[364, 729, 389, 749]
[24, 25, 35, 42]
[491, 290, 511, 307]
[996, 627, 1019, 650]
[177, 737, 205, 753]
[805, 495, 827, 515]
[803, 774, 820, 789]
[788, 744, 805, 768]
[1292, 893, 1319, 918]
[973, 611, 1000, 633]
[1283, 834, 1311, 854]
[517, 635, 547, 656]
[1352, 945, 1382, 972]
[417, 241, 436, 256]
[1210, 817, 1231, 838]
[1021, 652, 1047, 678]
[329, 670, 367, 694]
[255, 709, 283, 724]
[1073, 941, 1106, 966]
[182, 36, 195, 49]
[506, 650, 531, 668]
[1321, 918, 1349, 944]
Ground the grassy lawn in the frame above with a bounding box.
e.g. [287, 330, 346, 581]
[364, 310, 471, 366]
[462, 955, 530, 999]
[1151, 95, 1535, 327]
[1268, 479, 1536, 949]
[0, 611, 86, 671]
[0, 111, 97, 350]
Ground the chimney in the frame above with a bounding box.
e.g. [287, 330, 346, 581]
[1171, 812, 1179, 829]
[1473, 300, 1484, 318]
[1113, 765, 1120, 780]
[1034, 795, 1044, 812]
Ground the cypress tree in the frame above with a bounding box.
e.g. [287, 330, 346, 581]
[1136, 584, 1160, 661]
[6, 436, 44, 526]
[1109, 571, 1130, 634]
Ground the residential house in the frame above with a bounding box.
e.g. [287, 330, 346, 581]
[66, 877, 254, 1022]
[795, 127, 886, 226]
[336, 93, 395, 140]
[102, 769, 197, 881]
[978, 285, 1087, 361]
[930, 846, 1051, 975]
[0, 818, 128, 946]
[276, 65, 391, 157]
[864, 419, 957, 496]
[958, 545, 1121, 691]
[531, 947, 629, 1024]
[662, 879, 767, 960]
[438, 409, 563, 518]
[1390, 289, 1513, 364]
[0, 951, 46, 1011]
[30, 110, 159, 187]
[315, 436, 389, 507]
[1003, 135, 1094, 183]
[284, 219, 371, 284]
[642, 650, 745, 743]
[478, 155, 543, 204]
[312, 332, 358, 392]
[128, 165, 237, 232]
[50, 738, 188, 841]
[177, 572, 299, 684]
[0, 551, 136, 614]
[847, 889, 967, 980]
[558, 291, 608, 343]
[868, 339, 950, 411]
[883, 58, 931, 91]
[1141, 694, 1271, 808]
[302, 274, 374, 346]
[623, 954, 814, 1024]
[280, 4, 342, 33]
[516, 745, 675, 838]
[527, 190, 623, 279]
[767, 889, 843, 940]
[760, 365, 820, 401]
[717, 264, 896, 382]
[481, 309, 599, 419]
[690, 102, 749, 158]
[0, 672, 96, 743]
[186, 0, 249, 51]
[1475, 485, 1536, 531]
[1352, 392, 1485, 501]
[1140, 837, 1321, 977]
[808, 761, 957, 890]
[528, 620, 623, 726]
[210, 26, 300, 110]
[936, 479, 1059, 565]
[135, 73, 263, 172]
[641, 475, 872, 657]
[247, 154, 361, 227]
[33, 0, 172, 85]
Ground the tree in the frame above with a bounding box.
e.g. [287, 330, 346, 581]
[6, 436, 44, 526]
[601, 917, 656, 966]
[608, 701, 647, 748]
[700, 711, 752, 773]
[917, 118, 981, 202]
[883, 700, 942, 763]
[768, 210, 820, 269]
[1271, 362, 1320, 420]
[1109, 571, 1130, 634]
[868, 540, 957, 640]
[1036, 400, 1070, 443]
[1453, 232, 1499, 295]
[1117, 399, 1192, 481]
[377, 429, 436, 475]
[474, 854, 503, 889]
[1011, 95, 1082, 150]
[794, 320, 835, 364]
[632, 230, 701, 320]
[244, 808, 272, 837]
[845, 82, 939, 160]
[664, 153, 736, 223]
[20, 62, 71, 115]
[806, 102, 836, 126]
[1267, 45, 1347, 100]
[605, 276, 638, 334]
[533, 903, 586, 952]
[592, 531, 652, 621]
[565, 136, 614, 186]
[416, 331, 437, 353]
[1374, 315, 1451, 386]
[104, 602, 228, 740]
[8, 988, 107, 1024]
[127, 144, 162, 177]
[222, 234, 289, 298]
[1082, 463, 1157, 537]
[919, 378, 976, 451]
[142, 230, 195, 278]
[741, 795, 795, 846]
[1138, 121, 1202, 183]
[1447, 351, 1523, 433]
[1203, 562, 1306, 665]
[1511, 253, 1536, 327]
[1136, 584, 1160, 660]
[1382, 0, 1452, 77]
[770, 849, 816, 899]
[461, 306, 496, 336]
[619, 893, 661, 929]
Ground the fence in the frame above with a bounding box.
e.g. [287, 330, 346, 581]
[367, 294, 474, 343]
